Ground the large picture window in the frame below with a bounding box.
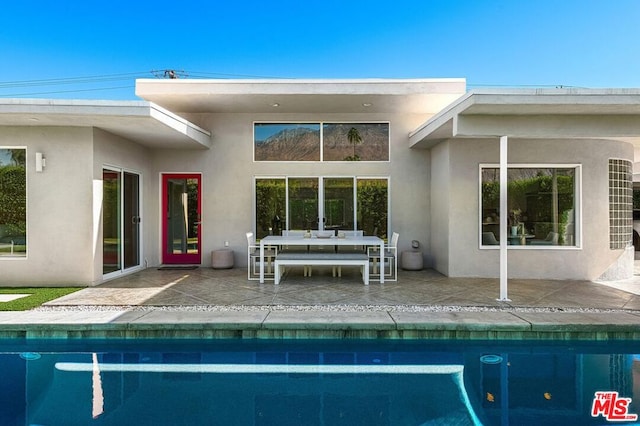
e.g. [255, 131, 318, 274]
[0, 148, 27, 257]
[481, 165, 578, 247]
[254, 176, 388, 239]
[254, 122, 389, 162]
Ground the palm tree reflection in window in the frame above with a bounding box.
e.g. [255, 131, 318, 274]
[344, 127, 363, 161]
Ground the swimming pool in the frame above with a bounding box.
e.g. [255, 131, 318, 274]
[1, 339, 638, 425]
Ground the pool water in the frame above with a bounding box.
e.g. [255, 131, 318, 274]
[1, 339, 639, 425]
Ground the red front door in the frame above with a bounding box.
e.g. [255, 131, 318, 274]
[162, 174, 202, 264]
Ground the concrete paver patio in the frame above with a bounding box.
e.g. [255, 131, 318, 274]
[2, 266, 640, 340]
[43, 267, 640, 310]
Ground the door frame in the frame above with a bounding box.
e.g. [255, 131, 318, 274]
[254, 175, 390, 238]
[103, 166, 143, 280]
[286, 176, 357, 232]
[161, 173, 202, 264]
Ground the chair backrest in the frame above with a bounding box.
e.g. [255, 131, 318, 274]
[547, 232, 559, 244]
[246, 232, 255, 246]
[390, 232, 399, 248]
[312, 230, 335, 238]
[482, 232, 499, 245]
[341, 230, 364, 237]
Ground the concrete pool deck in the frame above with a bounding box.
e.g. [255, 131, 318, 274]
[2, 266, 640, 340]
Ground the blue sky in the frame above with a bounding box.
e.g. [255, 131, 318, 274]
[255, 124, 320, 141]
[0, 150, 11, 166]
[1, 0, 639, 99]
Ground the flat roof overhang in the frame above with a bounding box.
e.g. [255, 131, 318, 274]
[409, 88, 640, 149]
[135, 78, 467, 114]
[0, 99, 211, 149]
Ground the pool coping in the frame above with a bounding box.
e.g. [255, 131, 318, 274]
[1, 308, 640, 340]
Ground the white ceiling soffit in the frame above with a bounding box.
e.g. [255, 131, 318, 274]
[0, 99, 211, 149]
[410, 89, 640, 149]
[135, 78, 467, 114]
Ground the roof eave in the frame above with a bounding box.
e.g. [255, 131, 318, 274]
[0, 99, 211, 149]
[135, 78, 468, 114]
[409, 89, 640, 148]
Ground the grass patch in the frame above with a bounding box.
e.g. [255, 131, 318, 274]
[0, 287, 82, 311]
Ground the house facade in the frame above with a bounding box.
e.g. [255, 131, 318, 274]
[1, 79, 638, 286]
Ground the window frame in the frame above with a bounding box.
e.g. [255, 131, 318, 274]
[253, 121, 391, 163]
[0, 146, 28, 259]
[253, 175, 390, 239]
[478, 163, 582, 250]
[102, 165, 144, 279]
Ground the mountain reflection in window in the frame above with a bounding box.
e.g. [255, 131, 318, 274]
[254, 123, 321, 161]
[254, 123, 389, 162]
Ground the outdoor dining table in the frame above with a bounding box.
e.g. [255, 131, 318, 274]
[259, 234, 385, 284]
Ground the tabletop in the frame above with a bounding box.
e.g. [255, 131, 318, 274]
[260, 235, 383, 246]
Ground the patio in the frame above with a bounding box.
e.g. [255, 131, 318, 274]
[45, 266, 640, 311]
[0, 266, 637, 341]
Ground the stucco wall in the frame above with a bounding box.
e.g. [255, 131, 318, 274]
[429, 141, 450, 274]
[2, 120, 633, 285]
[152, 112, 432, 267]
[440, 137, 633, 280]
[0, 127, 94, 286]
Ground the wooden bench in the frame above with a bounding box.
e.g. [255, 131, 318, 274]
[274, 252, 370, 285]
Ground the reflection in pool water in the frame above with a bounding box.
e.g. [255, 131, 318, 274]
[1, 339, 639, 425]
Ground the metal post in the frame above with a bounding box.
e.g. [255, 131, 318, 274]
[498, 136, 511, 301]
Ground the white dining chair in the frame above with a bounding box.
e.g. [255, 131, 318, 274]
[280, 230, 309, 275]
[246, 232, 277, 280]
[333, 230, 365, 277]
[368, 232, 399, 282]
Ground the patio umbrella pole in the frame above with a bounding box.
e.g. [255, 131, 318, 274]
[498, 135, 511, 301]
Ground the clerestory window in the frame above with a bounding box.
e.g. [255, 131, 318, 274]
[254, 122, 389, 162]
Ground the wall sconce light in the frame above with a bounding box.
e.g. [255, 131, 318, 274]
[35, 152, 46, 172]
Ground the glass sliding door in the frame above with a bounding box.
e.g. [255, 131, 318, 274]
[103, 170, 121, 274]
[324, 177, 354, 231]
[287, 177, 358, 232]
[287, 178, 319, 230]
[103, 168, 141, 276]
[255, 176, 389, 236]
[357, 178, 388, 238]
[162, 174, 201, 264]
[255, 178, 286, 239]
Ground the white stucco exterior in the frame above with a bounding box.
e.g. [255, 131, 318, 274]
[434, 137, 632, 280]
[1, 80, 640, 286]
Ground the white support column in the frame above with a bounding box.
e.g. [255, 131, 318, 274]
[498, 135, 511, 301]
